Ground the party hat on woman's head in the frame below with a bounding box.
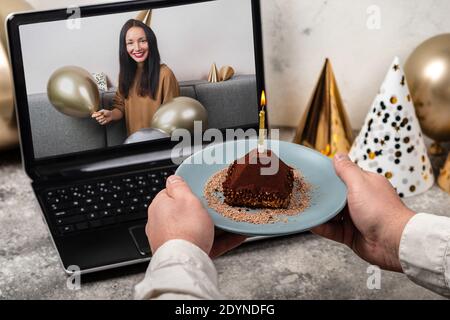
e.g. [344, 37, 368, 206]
[349, 57, 434, 198]
[136, 10, 152, 27]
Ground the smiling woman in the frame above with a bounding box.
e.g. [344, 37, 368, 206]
[92, 19, 180, 136]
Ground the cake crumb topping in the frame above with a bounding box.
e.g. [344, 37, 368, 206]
[204, 168, 312, 224]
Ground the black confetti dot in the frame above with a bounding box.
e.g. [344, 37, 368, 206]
[395, 144, 401, 149]
[373, 108, 376, 113]
[395, 137, 400, 142]
[377, 168, 383, 174]
[399, 193, 404, 198]
[422, 165, 426, 171]
[395, 159, 400, 164]
[366, 149, 371, 154]
[382, 119, 388, 123]
[391, 122, 397, 127]
[363, 155, 367, 160]
[397, 105, 403, 111]
[365, 132, 368, 138]
[407, 125, 412, 131]
[374, 138, 379, 143]
[385, 135, 390, 141]
[364, 140, 367, 145]
[395, 116, 401, 121]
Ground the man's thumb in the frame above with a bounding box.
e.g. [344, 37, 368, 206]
[333, 153, 364, 186]
[165, 175, 193, 199]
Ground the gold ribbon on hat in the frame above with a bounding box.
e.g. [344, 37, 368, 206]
[293, 58, 353, 157]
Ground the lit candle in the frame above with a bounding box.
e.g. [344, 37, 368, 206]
[258, 90, 266, 153]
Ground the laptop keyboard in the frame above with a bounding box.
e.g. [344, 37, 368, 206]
[42, 166, 177, 236]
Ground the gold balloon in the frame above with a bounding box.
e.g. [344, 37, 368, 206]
[47, 66, 100, 118]
[0, 43, 13, 123]
[0, 0, 33, 47]
[151, 97, 208, 134]
[219, 65, 235, 81]
[405, 34, 450, 143]
[0, 117, 18, 151]
[0, 0, 33, 150]
[438, 152, 450, 194]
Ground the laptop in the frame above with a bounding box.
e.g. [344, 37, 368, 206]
[6, 0, 266, 274]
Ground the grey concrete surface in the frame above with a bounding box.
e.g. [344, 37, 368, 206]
[0, 129, 449, 300]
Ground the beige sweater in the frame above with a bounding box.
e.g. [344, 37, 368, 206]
[112, 64, 180, 136]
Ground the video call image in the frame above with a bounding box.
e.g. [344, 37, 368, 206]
[20, 0, 258, 159]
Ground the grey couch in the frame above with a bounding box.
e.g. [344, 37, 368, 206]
[27, 75, 258, 159]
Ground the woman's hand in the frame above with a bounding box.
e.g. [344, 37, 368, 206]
[312, 153, 415, 272]
[92, 109, 113, 125]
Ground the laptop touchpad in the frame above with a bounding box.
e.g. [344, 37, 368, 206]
[129, 225, 151, 256]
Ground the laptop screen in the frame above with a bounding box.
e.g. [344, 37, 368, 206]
[18, 0, 259, 160]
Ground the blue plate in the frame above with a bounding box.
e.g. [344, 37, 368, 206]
[175, 139, 347, 236]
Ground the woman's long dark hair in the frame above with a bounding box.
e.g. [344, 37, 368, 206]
[118, 19, 161, 99]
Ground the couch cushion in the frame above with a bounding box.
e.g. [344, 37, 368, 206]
[179, 85, 196, 99]
[194, 75, 258, 129]
[27, 93, 106, 159]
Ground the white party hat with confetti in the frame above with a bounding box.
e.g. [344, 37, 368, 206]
[349, 57, 434, 198]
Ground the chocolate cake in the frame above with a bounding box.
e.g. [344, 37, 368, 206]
[222, 148, 294, 209]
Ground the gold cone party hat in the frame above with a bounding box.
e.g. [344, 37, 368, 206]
[349, 57, 434, 198]
[218, 65, 235, 81]
[438, 153, 450, 194]
[207, 63, 219, 83]
[135, 9, 152, 27]
[293, 59, 353, 157]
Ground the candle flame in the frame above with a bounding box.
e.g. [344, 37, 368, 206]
[260, 90, 266, 107]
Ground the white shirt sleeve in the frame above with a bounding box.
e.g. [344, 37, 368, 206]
[134, 239, 224, 300]
[399, 213, 450, 297]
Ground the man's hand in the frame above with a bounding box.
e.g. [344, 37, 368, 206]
[92, 109, 113, 125]
[146, 175, 246, 256]
[312, 153, 415, 272]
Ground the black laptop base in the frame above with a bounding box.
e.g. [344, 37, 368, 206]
[33, 165, 177, 273]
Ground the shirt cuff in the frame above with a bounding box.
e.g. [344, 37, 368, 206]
[134, 239, 223, 300]
[399, 213, 450, 297]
